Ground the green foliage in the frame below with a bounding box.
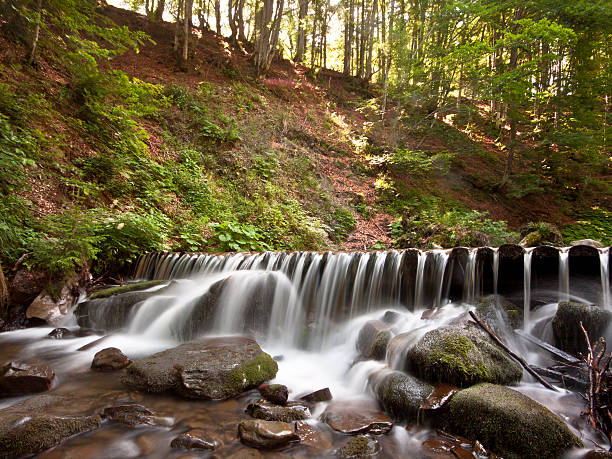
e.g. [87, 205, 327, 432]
[252, 152, 279, 180]
[328, 208, 357, 242]
[208, 222, 271, 252]
[562, 208, 612, 245]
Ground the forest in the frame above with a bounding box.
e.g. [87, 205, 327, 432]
[0, 0, 610, 294]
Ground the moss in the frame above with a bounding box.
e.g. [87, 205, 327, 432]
[228, 352, 278, 396]
[448, 383, 582, 459]
[88, 280, 166, 300]
[336, 435, 380, 458]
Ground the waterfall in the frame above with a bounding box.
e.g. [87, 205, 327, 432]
[414, 251, 427, 308]
[558, 248, 570, 303]
[463, 248, 477, 304]
[433, 250, 450, 308]
[523, 248, 534, 331]
[601, 248, 610, 310]
[492, 247, 499, 298]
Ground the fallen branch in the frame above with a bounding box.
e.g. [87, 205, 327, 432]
[469, 310, 558, 392]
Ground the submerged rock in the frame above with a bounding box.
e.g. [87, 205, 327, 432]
[237, 419, 299, 449]
[48, 327, 72, 339]
[336, 435, 380, 458]
[246, 399, 310, 422]
[406, 324, 522, 387]
[171, 429, 221, 450]
[295, 421, 333, 451]
[122, 336, 278, 400]
[357, 320, 393, 360]
[552, 302, 612, 356]
[102, 404, 171, 427]
[91, 347, 132, 371]
[370, 370, 433, 421]
[448, 383, 582, 458]
[258, 383, 288, 405]
[321, 401, 393, 435]
[0, 360, 55, 397]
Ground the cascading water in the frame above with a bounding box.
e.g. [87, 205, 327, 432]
[523, 248, 534, 331]
[601, 248, 611, 310]
[463, 248, 477, 304]
[414, 250, 427, 308]
[558, 248, 570, 302]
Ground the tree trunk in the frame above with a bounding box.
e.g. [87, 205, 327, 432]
[214, 0, 221, 34]
[380, 0, 394, 121]
[295, 0, 308, 62]
[365, 0, 377, 80]
[155, 0, 166, 21]
[236, 0, 247, 43]
[26, 0, 43, 65]
[343, 0, 354, 75]
[183, 0, 194, 67]
[0, 263, 8, 318]
[174, 0, 183, 52]
[253, 0, 285, 76]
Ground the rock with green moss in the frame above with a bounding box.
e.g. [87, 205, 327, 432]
[122, 336, 278, 399]
[370, 370, 433, 421]
[246, 399, 310, 422]
[448, 383, 582, 458]
[357, 320, 393, 360]
[336, 435, 380, 458]
[519, 222, 564, 247]
[476, 294, 522, 331]
[0, 396, 101, 457]
[406, 324, 522, 387]
[87, 280, 167, 300]
[552, 302, 612, 356]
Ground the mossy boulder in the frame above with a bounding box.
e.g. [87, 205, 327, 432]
[406, 324, 522, 387]
[122, 336, 278, 399]
[476, 294, 522, 331]
[258, 383, 288, 405]
[448, 383, 582, 458]
[519, 222, 563, 247]
[87, 280, 166, 300]
[370, 370, 433, 421]
[336, 435, 380, 458]
[246, 399, 310, 422]
[356, 320, 392, 360]
[552, 302, 612, 356]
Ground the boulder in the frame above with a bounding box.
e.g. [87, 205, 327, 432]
[9, 269, 45, 306]
[258, 383, 288, 405]
[448, 383, 582, 459]
[87, 280, 167, 300]
[336, 435, 380, 458]
[370, 370, 433, 420]
[320, 401, 392, 435]
[102, 404, 171, 427]
[237, 420, 299, 449]
[0, 360, 55, 397]
[122, 336, 278, 400]
[381, 310, 402, 325]
[48, 327, 72, 339]
[519, 222, 563, 247]
[552, 302, 612, 356]
[476, 294, 522, 331]
[91, 347, 132, 371]
[406, 324, 522, 387]
[246, 399, 310, 422]
[171, 429, 221, 450]
[299, 387, 333, 403]
[26, 279, 78, 326]
[357, 320, 392, 360]
[295, 421, 333, 451]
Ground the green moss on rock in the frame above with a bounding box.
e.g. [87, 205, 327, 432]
[407, 325, 522, 387]
[88, 280, 166, 300]
[448, 383, 582, 458]
[552, 302, 612, 356]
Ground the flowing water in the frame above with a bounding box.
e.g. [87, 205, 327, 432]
[1, 245, 611, 457]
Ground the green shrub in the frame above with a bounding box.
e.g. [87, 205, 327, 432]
[562, 208, 612, 245]
[208, 222, 271, 252]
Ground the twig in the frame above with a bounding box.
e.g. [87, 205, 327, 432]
[469, 310, 558, 391]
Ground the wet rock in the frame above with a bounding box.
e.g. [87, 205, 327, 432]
[321, 401, 393, 435]
[381, 310, 402, 325]
[9, 268, 46, 306]
[92, 347, 132, 371]
[48, 327, 72, 339]
[122, 336, 278, 400]
[570, 239, 604, 248]
[237, 419, 299, 449]
[102, 404, 170, 426]
[295, 421, 333, 451]
[406, 324, 522, 387]
[357, 320, 392, 360]
[336, 435, 380, 458]
[171, 429, 221, 450]
[476, 294, 522, 331]
[299, 387, 332, 403]
[0, 360, 55, 397]
[247, 399, 310, 422]
[448, 383, 582, 458]
[370, 370, 433, 421]
[553, 302, 612, 356]
[87, 280, 167, 300]
[258, 383, 288, 405]
[26, 279, 78, 326]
